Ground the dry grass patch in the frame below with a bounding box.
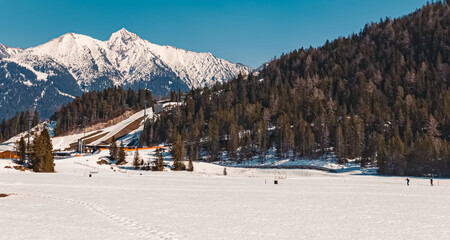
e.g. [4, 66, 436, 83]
[97, 159, 109, 165]
[116, 160, 128, 166]
[13, 165, 31, 171]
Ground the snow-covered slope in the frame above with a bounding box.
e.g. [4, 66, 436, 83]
[0, 43, 22, 59]
[0, 28, 252, 119]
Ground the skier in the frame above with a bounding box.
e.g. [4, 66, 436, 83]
[430, 178, 433, 186]
[406, 178, 410, 186]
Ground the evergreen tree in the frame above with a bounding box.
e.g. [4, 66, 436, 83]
[133, 148, 141, 170]
[16, 136, 27, 164]
[109, 136, 118, 161]
[172, 134, 186, 170]
[155, 148, 165, 171]
[31, 129, 54, 172]
[32, 110, 39, 126]
[227, 121, 239, 161]
[118, 141, 126, 164]
[334, 123, 345, 160]
[207, 118, 220, 161]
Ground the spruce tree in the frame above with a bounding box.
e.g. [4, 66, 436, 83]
[133, 148, 141, 170]
[32, 110, 39, 126]
[227, 121, 239, 161]
[17, 137, 26, 164]
[31, 129, 54, 172]
[155, 148, 164, 171]
[118, 141, 126, 164]
[172, 134, 185, 171]
[109, 136, 118, 161]
[334, 124, 345, 160]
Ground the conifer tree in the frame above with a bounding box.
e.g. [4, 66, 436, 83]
[133, 148, 141, 170]
[17, 137, 26, 164]
[32, 110, 39, 126]
[172, 134, 185, 170]
[227, 121, 239, 161]
[334, 123, 345, 160]
[118, 141, 126, 164]
[31, 129, 54, 172]
[109, 136, 118, 161]
[207, 118, 220, 161]
[155, 148, 164, 171]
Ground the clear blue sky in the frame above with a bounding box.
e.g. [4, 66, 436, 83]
[0, 0, 430, 68]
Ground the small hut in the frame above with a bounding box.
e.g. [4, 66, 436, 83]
[0, 151, 20, 159]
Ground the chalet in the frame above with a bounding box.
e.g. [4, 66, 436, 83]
[0, 150, 20, 159]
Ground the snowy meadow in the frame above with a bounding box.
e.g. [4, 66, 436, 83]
[1, 156, 450, 240]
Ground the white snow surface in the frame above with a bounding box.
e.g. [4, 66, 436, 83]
[3, 28, 252, 90]
[0, 43, 23, 58]
[1, 151, 450, 240]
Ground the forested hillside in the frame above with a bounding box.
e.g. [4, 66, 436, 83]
[0, 110, 39, 142]
[51, 87, 154, 136]
[141, 1, 450, 176]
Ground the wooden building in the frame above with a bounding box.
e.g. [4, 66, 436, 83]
[0, 151, 20, 159]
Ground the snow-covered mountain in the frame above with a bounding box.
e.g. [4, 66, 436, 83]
[0, 28, 252, 119]
[0, 43, 22, 58]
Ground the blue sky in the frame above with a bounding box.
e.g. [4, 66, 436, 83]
[0, 0, 430, 68]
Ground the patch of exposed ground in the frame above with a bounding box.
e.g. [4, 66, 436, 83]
[97, 159, 109, 165]
[13, 165, 31, 171]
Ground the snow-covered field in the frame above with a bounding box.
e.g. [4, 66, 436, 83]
[1, 152, 450, 240]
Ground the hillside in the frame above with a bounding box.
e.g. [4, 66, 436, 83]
[141, 1, 450, 176]
[0, 28, 252, 119]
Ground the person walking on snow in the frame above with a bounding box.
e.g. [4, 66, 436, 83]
[430, 178, 433, 186]
[406, 178, 410, 186]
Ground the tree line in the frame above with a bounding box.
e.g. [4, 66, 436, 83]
[140, 1, 450, 177]
[51, 87, 154, 136]
[0, 110, 39, 142]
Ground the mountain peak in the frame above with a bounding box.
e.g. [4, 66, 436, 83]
[0, 42, 23, 58]
[109, 28, 140, 44]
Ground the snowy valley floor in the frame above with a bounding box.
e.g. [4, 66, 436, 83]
[1, 158, 450, 240]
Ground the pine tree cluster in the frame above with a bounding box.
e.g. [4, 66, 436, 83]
[0, 110, 39, 142]
[141, 2, 450, 177]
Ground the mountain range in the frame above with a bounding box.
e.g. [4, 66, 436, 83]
[0, 28, 252, 119]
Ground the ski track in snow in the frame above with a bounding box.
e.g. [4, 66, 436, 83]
[25, 193, 181, 240]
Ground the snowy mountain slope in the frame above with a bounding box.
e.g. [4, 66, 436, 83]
[0, 43, 22, 59]
[0, 28, 252, 119]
